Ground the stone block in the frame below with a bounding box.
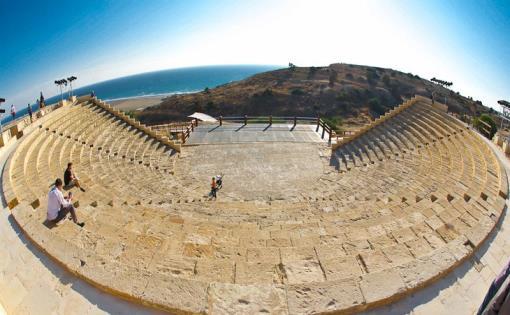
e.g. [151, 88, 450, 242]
[360, 250, 390, 273]
[287, 277, 365, 314]
[359, 268, 407, 306]
[143, 275, 208, 314]
[195, 259, 234, 283]
[398, 247, 457, 290]
[235, 262, 280, 284]
[280, 247, 316, 263]
[321, 256, 362, 281]
[208, 283, 288, 315]
[282, 260, 325, 284]
[246, 247, 280, 264]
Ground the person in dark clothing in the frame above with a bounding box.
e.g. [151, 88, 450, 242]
[64, 162, 85, 192]
[27, 104, 33, 122]
[209, 177, 217, 200]
[478, 258, 510, 315]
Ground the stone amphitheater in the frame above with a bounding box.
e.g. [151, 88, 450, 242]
[0, 94, 509, 314]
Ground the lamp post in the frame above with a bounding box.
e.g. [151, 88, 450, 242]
[431, 77, 453, 106]
[67, 76, 77, 98]
[55, 80, 63, 101]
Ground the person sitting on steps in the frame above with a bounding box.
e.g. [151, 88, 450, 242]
[47, 178, 85, 227]
[64, 162, 85, 192]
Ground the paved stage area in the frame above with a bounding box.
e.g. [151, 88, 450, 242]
[174, 142, 331, 201]
[185, 123, 329, 145]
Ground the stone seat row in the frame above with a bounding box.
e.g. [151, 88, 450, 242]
[3, 96, 508, 314]
[6, 100, 178, 209]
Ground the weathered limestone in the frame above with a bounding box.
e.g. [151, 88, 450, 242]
[208, 283, 288, 315]
[2, 96, 508, 314]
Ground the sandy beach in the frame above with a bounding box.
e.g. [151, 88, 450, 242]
[109, 95, 165, 111]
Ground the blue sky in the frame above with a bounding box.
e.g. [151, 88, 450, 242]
[1, 0, 509, 110]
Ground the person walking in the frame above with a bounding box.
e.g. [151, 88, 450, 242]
[27, 104, 33, 122]
[10, 104, 16, 120]
[209, 177, 217, 200]
[215, 174, 223, 189]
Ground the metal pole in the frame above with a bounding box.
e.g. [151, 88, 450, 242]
[293, 117, 297, 128]
[316, 116, 320, 132]
[269, 115, 272, 126]
[244, 115, 247, 126]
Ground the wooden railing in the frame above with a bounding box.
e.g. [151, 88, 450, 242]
[217, 115, 335, 142]
[181, 119, 199, 143]
[149, 115, 339, 144]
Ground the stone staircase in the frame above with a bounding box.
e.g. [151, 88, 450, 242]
[2, 96, 507, 314]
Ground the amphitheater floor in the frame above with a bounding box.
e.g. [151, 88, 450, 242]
[174, 142, 330, 201]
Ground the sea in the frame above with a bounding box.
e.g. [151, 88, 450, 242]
[2, 65, 280, 125]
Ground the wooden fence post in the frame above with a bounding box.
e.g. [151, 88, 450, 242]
[316, 116, 320, 132]
[244, 115, 247, 126]
[293, 117, 297, 128]
[269, 115, 272, 126]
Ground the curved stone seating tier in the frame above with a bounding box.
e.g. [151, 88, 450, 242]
[3, 96, 508, 314]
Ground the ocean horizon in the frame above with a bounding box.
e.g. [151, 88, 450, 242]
[1, 65, 280, 125]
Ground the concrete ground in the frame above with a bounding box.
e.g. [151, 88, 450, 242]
[174, 142, 330, 201]
[186, 123, 329, 145]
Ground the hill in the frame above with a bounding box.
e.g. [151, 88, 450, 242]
[135, 63, 495, 129]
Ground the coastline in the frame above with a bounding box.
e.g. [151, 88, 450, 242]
[108, 95, 165, 111]
[107, 91, 198, 111]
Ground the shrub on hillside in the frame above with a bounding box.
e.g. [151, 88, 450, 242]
[366, 69, 379, 85]
[291, 88, 305, 96]
[329, 70, 338, 87]
[473, 114, 497, 139]
[368, 97, 386, 115]
[322, 116, 343, 132]
[382, 75, 391, 87]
